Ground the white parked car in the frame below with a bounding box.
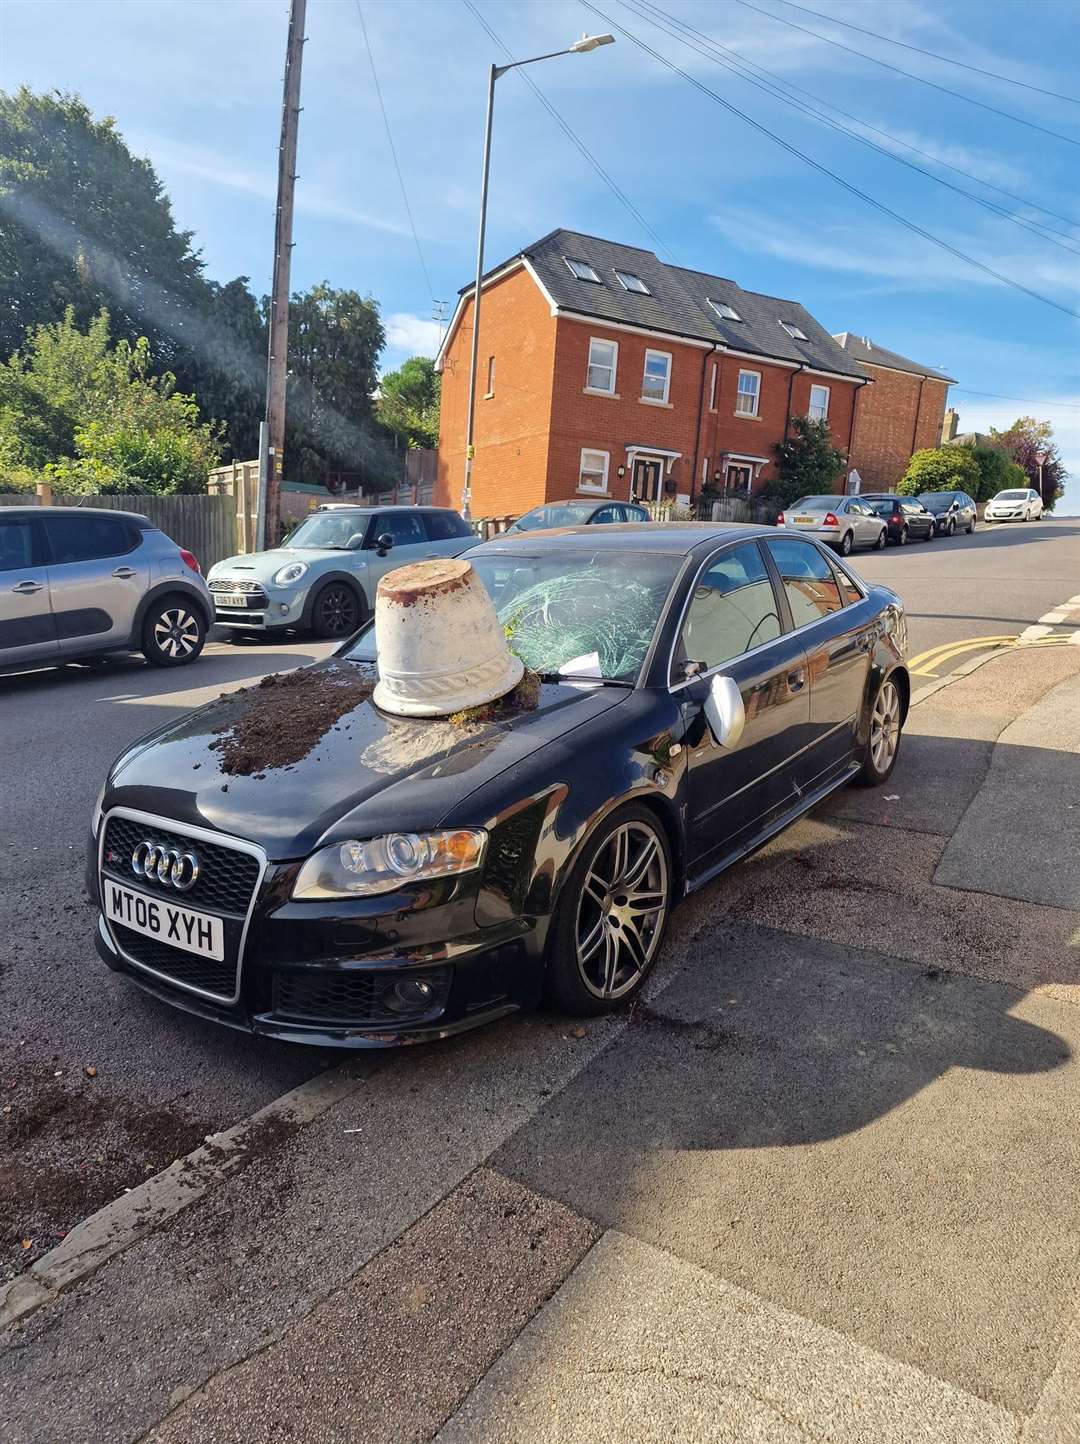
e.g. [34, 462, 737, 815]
[985, 488, 1043, 523]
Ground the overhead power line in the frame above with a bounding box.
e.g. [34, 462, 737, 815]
[771, 0, 1080, 107]
[459, 0, 677, 263]
[631, 0, 1080, 238]
[578, 0, 1080, 322]
[355, 0, 435, 303]
[732, 0, 1080, 151]
[623, 0, 1080, 259]
[952, 389, 1080, 412]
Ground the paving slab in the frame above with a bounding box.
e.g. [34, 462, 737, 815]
[936, 671, 1080, 911]
[437, 1230, 1017, 1444]
[492, 925, 1080, 1413]
[147, 1168, 597, 1444]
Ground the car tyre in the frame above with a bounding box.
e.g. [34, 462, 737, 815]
[310, 581, 363, 639]
[838, 530, 854, 557]
[874, 528, 887, 551]
[948, 517, 957, 536]
[854, 675, 904, 787]
[923, 522, 934, 541]
[896, 526, 908, 547]
[545, 803, 673, 1017]
[141, 596, 206, 667]
[967, 517, 976, 533]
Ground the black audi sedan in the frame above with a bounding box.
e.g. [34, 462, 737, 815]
[87, 525, 909, 1048]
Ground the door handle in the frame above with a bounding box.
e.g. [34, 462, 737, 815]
[12, 580, 43, 595]
[787, 667, 806, 692]
[112, 566, 137, 579]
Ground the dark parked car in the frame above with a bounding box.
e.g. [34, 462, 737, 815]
[917, 491, 977, 536]
[861, 494, 936, 545]
[88, 525, 908, 1047]
[1, 506, 212, 673]
[506, 498, 650, 533]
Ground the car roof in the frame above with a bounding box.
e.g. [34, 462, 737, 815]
[315, 502, 457, 514]
[470, 521, 775, 556]
[861, 493, 903, 501]
[2, 504, 151, 523]
[533, 498, 646, 508]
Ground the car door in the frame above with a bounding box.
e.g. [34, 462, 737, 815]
[42, 512, 150, 655]
[845, 499, 874, 546]
[420, 509, 474, 558]
[0, 513, 57, 665]
[763, 536, 874, 789]
[673, 539, 811, 875]
[361, 511, 428, 587]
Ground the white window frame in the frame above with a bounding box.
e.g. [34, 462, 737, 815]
[485, 354, 495, 398]
[735, 369, 760, 417]
[578, 448, 610, 494]
[614, 269, 650, 294]
[641, 348, 672, 405]
[808, 383, 830, 421]
[586, 336, 618, 395]
[702, 456, 710, 487]
[708, 361, 718, 411]
[708, 298, 742, 322]
[565, 257, 601, 283]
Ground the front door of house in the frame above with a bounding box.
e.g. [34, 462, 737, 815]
[725, 463, 752, 494]
[632, 458, 663, 502]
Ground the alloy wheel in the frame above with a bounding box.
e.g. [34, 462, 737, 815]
[870, 680, 901, 774]
[153, 607, 201, 660]
[840, 531, 853, 556]
[318, 585, 359, 635]
[574, 820, 669, 1001]
[949, 518, 957, 536]
[898, 526, 908, 546]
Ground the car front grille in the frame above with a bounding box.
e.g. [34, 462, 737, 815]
[272, 966, 452, 1027]
[102, 816, 260, 915]
[210, 579, 269, 609]
[111, 924, 237, 998]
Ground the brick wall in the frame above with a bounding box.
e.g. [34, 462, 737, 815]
[435, 264, 557, 517]
[848, 366, 950, 488]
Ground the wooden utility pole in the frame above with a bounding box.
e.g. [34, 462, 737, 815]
[262, 0, 307, 549]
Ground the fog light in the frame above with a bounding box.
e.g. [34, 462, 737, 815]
[382, 978, 435, 1014]
[279, 603, 289, 615]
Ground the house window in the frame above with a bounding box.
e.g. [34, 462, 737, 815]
[702, 456, 710, 487]
[735, 369, 760, 417]
[485, 354, 495, 398]
[614, 269, 650, 294]
[708, 361, 717, 411]
[586, 337, 618, 394]
[578, 449, 609, 493]
[565, 257, 601, 283]
[780, 320, 809, 341]
[708, 298, 742, 322]
[642, 349, 671, 404]
[808, 383, 830, 421]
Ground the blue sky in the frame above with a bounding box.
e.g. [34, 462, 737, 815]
[3, 0, 1078, 511]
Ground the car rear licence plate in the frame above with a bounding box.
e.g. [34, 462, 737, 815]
[104, 880, 224, 960]
[215, 593, 249, 608]
[794, 515, 817, 525]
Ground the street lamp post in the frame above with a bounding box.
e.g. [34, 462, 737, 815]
[1035, 447, 1048, 505]
[461, 33, 614, 520]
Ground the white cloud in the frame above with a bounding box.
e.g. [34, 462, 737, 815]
[384, 312, 443, 358]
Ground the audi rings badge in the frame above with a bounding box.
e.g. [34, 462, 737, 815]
[131, 840, 200, 892]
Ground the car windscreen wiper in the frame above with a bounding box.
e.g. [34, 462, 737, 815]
[537, 671, 633, 687]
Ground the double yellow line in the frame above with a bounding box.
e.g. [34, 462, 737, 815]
[908, 632, 1077, 677]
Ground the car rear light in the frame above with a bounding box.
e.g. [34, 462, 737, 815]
[888, 514, 902, 526]
[775, 512, 785, 526]
[823, 512, 839, 528]
[179, 549, 201, 574]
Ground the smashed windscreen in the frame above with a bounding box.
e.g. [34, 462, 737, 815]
[346, 550, 682, 684]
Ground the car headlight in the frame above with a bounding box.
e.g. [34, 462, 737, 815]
[91, 781, 106, 837]
[274, 561, 308, 585]
[292, 829, 488, 899]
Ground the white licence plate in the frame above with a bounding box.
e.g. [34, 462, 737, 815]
[104, 880, 224, 961]
[215, 593, 249, 608]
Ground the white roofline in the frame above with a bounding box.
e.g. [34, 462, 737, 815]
[433, 258, 528, 372]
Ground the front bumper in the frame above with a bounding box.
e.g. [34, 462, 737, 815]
[209, 578, 311, 630]
[985, 510, 1024, 521]
[88, 820, 546, 1048]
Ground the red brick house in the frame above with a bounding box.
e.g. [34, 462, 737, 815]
[434, 229, 871, 517]
[832, 334, 955, 489]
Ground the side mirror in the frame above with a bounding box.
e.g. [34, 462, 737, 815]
[375, 533, 394, 556]
[704, 673, 745, 749]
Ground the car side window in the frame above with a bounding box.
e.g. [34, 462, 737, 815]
[676, 541, 782, 676]
[764, 537, 845, 627]
[44, 514, 136, 564]
[370, 513, 425, 547]
[591, 506, 618, 523]
[0, 517, 40, 572]
[829, 558, 863, 607]
[626, 505, 649, 522]
[422, 511, 471, 542]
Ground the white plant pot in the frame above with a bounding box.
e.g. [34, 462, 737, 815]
[372, 558, 524, 718]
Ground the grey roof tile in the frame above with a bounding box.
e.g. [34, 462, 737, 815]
[832, 332, 956, 383]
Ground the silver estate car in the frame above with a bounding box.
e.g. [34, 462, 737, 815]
[0, 506, 212, 672]
[207, 503, 475, 639]
[776, 495, 888, 555]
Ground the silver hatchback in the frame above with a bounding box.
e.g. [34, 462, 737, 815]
[776, 495, 887, 555]
[0, 506, 213, 672]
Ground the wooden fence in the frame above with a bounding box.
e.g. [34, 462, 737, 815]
[0, 490, 237, 570]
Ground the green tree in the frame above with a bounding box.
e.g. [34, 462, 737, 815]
[765, 414, 846, 506]
[965, 444, 1025, 502]
[897, 446, 980, 496]
[378, 356, 440, 450]
[991, 417, 1067, 513]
